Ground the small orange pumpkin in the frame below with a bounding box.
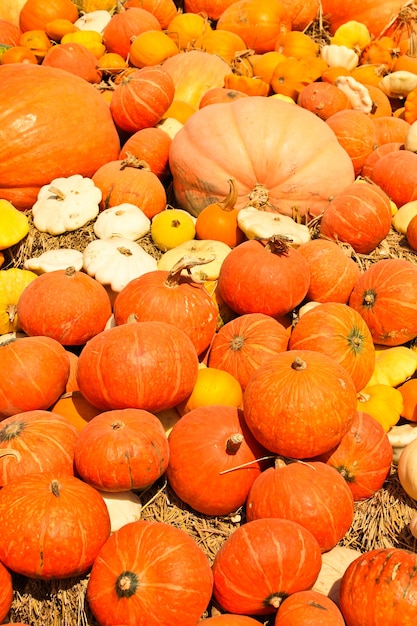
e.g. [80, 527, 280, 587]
[223, 73, 270, 96]
[195, 178, 245, 247]
[19, 0, 78, 32]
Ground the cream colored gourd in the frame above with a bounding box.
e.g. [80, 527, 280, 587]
[320, 44, 359, 70]
[157, 239, 231, 281]
[156, 117, 184, 139]
[24, 249, 84, 274]
[312, 545, 362, 605]
[96, 490, 142, 533]
[378, 71, 417, 98]
[405, 121, 417, 152]
[392, 201, 417, 234]
[154, 407, 181, 436]
[398, 437, 417, 499]
[335, 75, 373, 113]
[32, 175, 102, 235]
[74, 10, 112, 33]
[236, 208, 311, 247]
[93, 204, 151, 241]
[409, 513, 417, 538]
[82, 237, 158, 292]
[387, 422, 417, 464]
[0, 200, 30, 250]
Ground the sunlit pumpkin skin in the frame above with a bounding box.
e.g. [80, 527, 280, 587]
[176, 367, 243, 415]
[0, 336, 70, 419]
[0, 560, 12, 623]
[319, 181, 392, 254]
[361, 142, 403, 180]
[297, 239, 360, 304]
[42, 42, 102, 84]
[166, 405, 269, 516]
[74, 408, 169, 492]
[339, 548, 417, 625]
[0, 471, 110, 579]
[246, 460, 354, 552]
[199, 87, 249, 108]
[243, 350, 357, 459]
[195, 178, 246, 248]
[102, 7, 161, 59]
[119, 127, 172, 181]
[87, 519, 214, 626]
[297, 81, 352, 120]
[208, 312, 289, 390]
[217, 239, 310, 318]
[278, 0, 319, 30]
[76, 320, 199, 413]
[274, 589, 345, 625]
[0, 410, 79, 487]
[203, 616, 261, 625]
[326, 109, 378, 176]
[124, 0, 178, 29]
[373, 115, 410, 145]
[91, 158, 167, 218]
[0, 64, 120, 211]
[169, 96, 355, 218]
[184, 0, 236, 21]
[316, 410, 392, 501]
[51, 390, 101, 431]
[113, 267, 218, 355]
[212, 518, 322, 615]
[19, 0, 78, 31]
[320, 0, 406, 37]
[110, 65, 175, 133]
[17, 267, 112, 346]
[348, 258, 417, 346]
[289, 302, 375, 391]
[0, 18, 22, 44]
[369, 150, 417, 207]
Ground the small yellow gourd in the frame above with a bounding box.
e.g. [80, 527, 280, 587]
[366, 346, 417, 387]
[0, 200, 29, 250]
[151, 209, 196, 252]
[392, 200, 417, 234]
[0, 268, 38, 335]
[330, 21, 371, 53]
[357, 384, 404, 432]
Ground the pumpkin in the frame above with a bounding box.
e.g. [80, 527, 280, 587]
[41, 42, 102, 84]
[274, 589, 346, 625]
[217, 238, 310, 318]
[216, 0, 291, 54]
[357, 384, 403, 432]
[19, 0, 78, 31]
[119, 127, 172, 181]
[320, 0, 406, 38]
[361, 141, 403, 179]
[157, 238, 232, 281]
[325, 109, 378, 175]
[207, 312, 289, 390]
[102, 7, 161, 59]
[0, 409, 79, 487]
[246, 459, 354, 552]
[169, 96, 355, 218]
[76, 320, 199, 412]
[348, 258, 417, 346]
[203, 616, 261, 625]
[277, 0, 319, 30]
[166, 12, 212, 49]
[199, 87, 249, 107]
[17, 266, 112, 346]
[0, 561, 13, 624]
[166, 405, 269, 516]
[0, 335, 70, 419]
[87, 520, 213, 626]
[0, 1, 26, 26]
[339, 548, 417, 625]
[19, 28, 52, 59]
[162, 49, 231, 111]
[319, 180, 392, 254]
[212, 517, 322, 615]
[74, 408, 169, 492]
[196, 29, 248, 63]
[113, 261, 218, 355]
[369, 149, 417, 207]
[289, 302, 375, 392]
[129, 29, 179, 68]
[150, 208, 196, 251]
[1, 44, 39, 64]
[124, 0, 178, 28]
[316, 410, 393, 500]
[176, 367, 243, 415]
[0, 268, 37, 335]
[183, 0, 235, 21]
[91, 158, 167, 218]
[407, 212, 417, 250]
[195, 178, 245, 248]
[297, 81, 352, 120]
[373, 115, 410, 144]
[312, 545, 363, 605]
[243, 350, 357, 459]
[297, 238, 360, 304]
[51, 390, 101, 431]
[0, 64, 120, 211]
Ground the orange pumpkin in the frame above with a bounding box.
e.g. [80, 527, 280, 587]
[366, 84, 393, 118]
[320, 0, 406, 38]
[129, 29, 179, 67]
[51, 391, 102, 431]
[195, 178, 245, 247]
[119, 126, 172, 181]
[195, 28, 247, 63]
[360, 37, 396, 67]
[199, 87, 249, 107]
[275, 590, 345, 625]
[224, 73, 270, 96]
[297, 81, 352, 120]
[42, 42, 102, 83]
[102, 7, 161, 60]
[19, 0, 78, 31]
[249, 50, 286, 84]
[176, 367, 243, 415]
[19, 28, 52, 59]
[1, 45, 38, 64]
[326, 109, 378, 175]
[166, 12, 212, 50]
[373, 114, 410, 145]
[274, 30, 319, 59]
[124, 0, 178, 28]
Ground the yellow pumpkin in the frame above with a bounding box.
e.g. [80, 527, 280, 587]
[0, 268, 38, 335]
[61, 30, 105, 58]
[176, 366, 243, 415]
[0, 200, 30, 250]
[357, 384, 403, 432]
[129, 30, 179, 68]
[150, 209, 196, 251]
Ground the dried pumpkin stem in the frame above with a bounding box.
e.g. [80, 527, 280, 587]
[226, 433, 244, 454]
[291, 356, 307, 371]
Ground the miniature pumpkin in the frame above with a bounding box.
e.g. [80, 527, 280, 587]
[297, 81, 352, 120]
[274, 589, 346, 625]
[0, 199, 29, 249]
[369, 149, 417, 207]
[150, 208, 196, 251]
[176, 367, 243, 415]
[93, 203, 151, 241]
[0, 472, 110, 579]
[195, 178, 245, 247]
[102, 7, 161, 59]
[243, 350, 357, 459]
[212, 518, 322, 615]
[87, 520, 213, 626]
[357, 384, 403, 432]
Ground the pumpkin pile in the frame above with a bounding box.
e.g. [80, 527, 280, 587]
[4, 0, 417, 624]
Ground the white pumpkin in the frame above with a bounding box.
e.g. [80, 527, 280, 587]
[388, 422, 417, 464]
[157, 239, 231, 281]
[313, 545, 362, 605]
[24, 249, 84, 274]
[74, 10, 112, 33]
[237, 207, 311, 247]
[93, 204, 151, 241]
[398, 436, 417, 499]
[96, 490, 142, 533]
[83, 237, 158, 292]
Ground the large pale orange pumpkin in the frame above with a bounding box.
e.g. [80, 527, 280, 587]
[169, 96, 355, 218]
[0, 64, 120, 211]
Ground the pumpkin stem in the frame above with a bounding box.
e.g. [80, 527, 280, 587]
[48, 186, 66, 201]
[50, 479, 61, 497]
[120, 153, 151, 172]
[263, 235, 292, 255]
[264, 592, 287, 609]
[230, 335, 245, 351]
[65, 266, 77, 277]
[219, 178, 238, 212]
[362, 289, 376, 308]
[165, 255, 216, 287]
[0, 448, 21, 461]
[247, 183, 277, 211]
[0, 422, 24, 441]
[111, 420, 126, 430]
[357, 391, 371, 403]
[226, 433, 244, 453]
[6, 304, 17, 324]
[117, 246, 134, 257]
[291, 356, 307, 371]
[115, 571, 139, 598]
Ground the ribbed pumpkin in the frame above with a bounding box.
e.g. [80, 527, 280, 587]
[17, 267, 112, 346]
[76, 320, 199, 412]
[102, 7, 161, 59]
[0, 410, 79, 487]
[348, 258, 417, 346]
[166, 405, 270, 516]
[274, 590, 345, 626]
[169, 96, 355, 218]
[246, 459, 355, 552]
[212, 518, 322, 615]
[316, 410, 393, 500]
[369, 149, 417, 207]
[288, 302, 376, 391]
[325, 109, 378, 176]
[87, 520, 213, 626]
[243, 350, 357, 459]
[0, 336, 70, 419]
[207, 312, 289, 390]
[0, 64, 120, 210]
[0, 472, 111, 579]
